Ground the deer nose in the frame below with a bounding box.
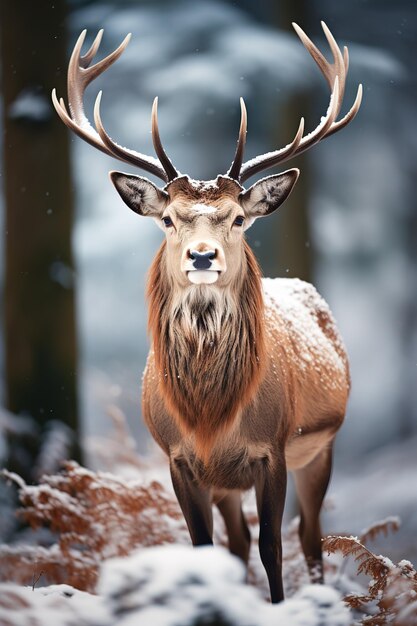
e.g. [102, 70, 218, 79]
[189, 249, 216, 270]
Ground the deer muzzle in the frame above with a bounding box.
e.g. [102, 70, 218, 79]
[182, 241, 226, 284]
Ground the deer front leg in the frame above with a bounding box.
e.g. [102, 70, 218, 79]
[170, 456, 213, 546]
[253, 454, 287, 603]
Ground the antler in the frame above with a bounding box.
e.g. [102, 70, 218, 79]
[228, 22, 362, 184]
[52, 30, 179, 183]
[228, 98, 248, 180]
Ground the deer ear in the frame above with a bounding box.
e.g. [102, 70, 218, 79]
[239, 169, 299, 218]
[109, 171, 168, 217]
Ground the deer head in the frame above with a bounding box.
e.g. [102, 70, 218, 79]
[52, 23, 362, 290]
[109, 170, 299, 287]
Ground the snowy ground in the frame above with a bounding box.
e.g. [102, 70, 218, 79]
[0, 549, 350, 626]
[0, 439, 353, 626]
[1, 406, 417, 624]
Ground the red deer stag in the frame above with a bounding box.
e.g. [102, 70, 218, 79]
[53, 22, 361, 603]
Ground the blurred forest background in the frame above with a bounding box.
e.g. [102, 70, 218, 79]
[0, 0, 416, 564]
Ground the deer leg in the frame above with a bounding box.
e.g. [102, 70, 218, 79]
[253, 454, 287, 603]
[293, 445, 333, 583]
[169, 457, 213, 546]
[216, 492, 251, 565]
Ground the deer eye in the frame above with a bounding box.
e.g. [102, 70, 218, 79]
[233, 215, 245, 227]
[162, 216, 174, 227]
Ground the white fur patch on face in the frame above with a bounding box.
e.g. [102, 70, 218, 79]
[188, 270, 219, 285]
[192, 204, 217, 215]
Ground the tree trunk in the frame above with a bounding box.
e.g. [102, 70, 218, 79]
[275, 0, 313, 282]
[244, 1, 313, 282]
[1, 0, 79, 471]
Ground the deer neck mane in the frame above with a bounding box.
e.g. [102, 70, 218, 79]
[147, 240, 266, 461]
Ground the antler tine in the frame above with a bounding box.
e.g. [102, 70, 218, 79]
[94, 92, 169, 179]
[81, 33, 131, 85]
[343, 46, 349, 73]
[240, 77, 340, 184]
[52, 30, 169, 182]
[79, 29, 103, 68]
[228, 98, 248, 181]
[239, 116, 305, 182]
[52, 88, 114, 158]
[321, 21, 346, 110]
[295, 21, 346, 116]
[292, 23, 328, 83]
[238, 23, 362, 184]
[326, 83, 363, 138]
[151, 98, 179, 182]
[67, 30, 131, 122]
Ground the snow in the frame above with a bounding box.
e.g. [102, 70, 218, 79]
[3, 415, 416, 624]
[0, 582, 108, 626]
[0, 546, 351, 626]
[191, 203, 217, 214]
[49, 262, 76, 290]
[0, 428, 356, 624]
[99, 545, 350, 626]
[262, 277, 347, 381]
[8, 89, 52, 124]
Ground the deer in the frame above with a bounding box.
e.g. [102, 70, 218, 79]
[52, 22, 362, 603]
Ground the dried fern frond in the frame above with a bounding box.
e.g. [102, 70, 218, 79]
[323, 529, 417, 625]
[0, 460, 313, 601]
[0, 461, 188, 591]
[343, 593, 374, 609]
[323, 535, 389, 586]
[359, 516, 400, 545]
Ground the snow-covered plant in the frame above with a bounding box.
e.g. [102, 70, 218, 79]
[1, 454, 414, 625]
[0, 456, 314, 599]
[0, 462, 188, 591]
[323, 518, 417, 625]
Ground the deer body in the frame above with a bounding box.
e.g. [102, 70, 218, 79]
[54, 22, 361, 602]
[135, 175, 349, 602]
[143, 265, 349, 482]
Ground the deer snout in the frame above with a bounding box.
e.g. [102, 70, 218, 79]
[189, 249, 216, 270]
[182, 242, 226, 284]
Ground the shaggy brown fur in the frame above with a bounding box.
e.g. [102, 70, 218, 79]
[147, 239, 266, 462]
